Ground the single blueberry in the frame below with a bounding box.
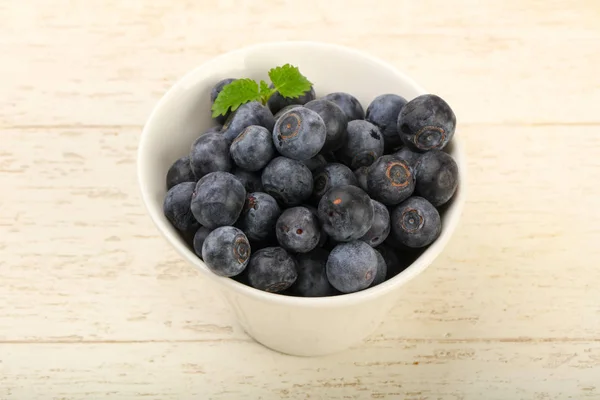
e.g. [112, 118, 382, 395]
[163, 182, 200, 232]
[273, 107, 326, 161]
[192, 226, 212, 260]
[246, 247, 298, 293]
[289, 248, 337, 297]
[221, 101, 275, 143]
[273, 104, 303, 121]
[377, 243, 414, 280]
[202, 226, 251, 277]
[365, 94, 407, 151]
[322, 92, 365, 121]
[261, 156, 313, 207]
[311, 163, 358, 204]
[414, 150, 459, 207]
[276, 206, 321, 253]
[302, 154, 328, 171]
[230, 125, 275, 172]
[210, 78, 236, 124]
[370, 249, 388, 287]
[304, 99, 348, 152]
[166, 156, 197, 190]
[189, 132, 232, 178]
[233, 168, 264, 193]
[359, 200, 390, 247]
[268, 85, 316, 114]
[326, 241, 377, 293]
[190, 171, 246, 229]
[317, 185, 374, 242]
[366, 155, 415, 205]
[336, 120, 384, 169]
[354, 166, 370, 192]
[391, 196, 441, 248]
[397, 94, 456, 152]
[237, 192, 281, 242]
[393, 146, 422, 167]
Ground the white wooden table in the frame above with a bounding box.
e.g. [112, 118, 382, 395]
[1, 1, 599, 398]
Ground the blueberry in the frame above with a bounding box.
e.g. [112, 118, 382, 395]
[273, 107, 326, 160]
[261, 156, 313, 207]
[246, 247, 298, 293]
[276, 206, 321, 253]
[233, 168, 264, 193]
[366, 155, 415, 205]
[391, 196, 441, 248]
[377, 243, 413, 279]
[268, 85, 316, 114]
[370, 250, 388, 287]
[365, 94, 407, 151]
[237, 192, 281, 242]
[210, 78, 236, 124]
[302, 154, 328, 171]
[317, 185, 374, 242]
[393, 146, 422, 167]
[326, 241, 377, 293]
[322, 92, 365, 121]
[190, 171, 246, 229]
[312, 163, 358, 204]
[303, 204, 328, 247]
[359, 200, 390, 247]
[202, 226, 250, 277]
[273, 104, 303, 121]
[163, 182, 200, 232]
[304, 99, 348, 152]
[192, 226, 212, 259]
[414, 150, 459, 207]
[230, 125, 275, 171]
[289, 248, 337, 297]
[189, 132, 232, 178]
[166, 156, 197, 190]
[221, 101, 275, 143]
[397, 94, 456, 152]
[336, 120, 384, 169]
[354, 166, 370, 192]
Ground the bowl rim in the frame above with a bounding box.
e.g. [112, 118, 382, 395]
[138, 40, 467, 308]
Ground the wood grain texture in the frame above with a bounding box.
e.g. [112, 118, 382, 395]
[1, 0, 599, 399]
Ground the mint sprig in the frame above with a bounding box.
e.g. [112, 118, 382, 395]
[211, 64, 313, 118]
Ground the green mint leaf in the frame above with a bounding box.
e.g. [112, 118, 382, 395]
[258, 80, 273, 105]
[211, 78, 261, 118]
[268, 64, 313, 99]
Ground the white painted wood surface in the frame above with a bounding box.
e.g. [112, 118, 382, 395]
[1, 1, 599, 399]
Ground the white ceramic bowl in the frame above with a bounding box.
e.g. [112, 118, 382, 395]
[138, 41, 466, 357]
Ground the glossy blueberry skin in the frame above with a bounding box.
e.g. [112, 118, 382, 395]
[391, 196, 441, 248]
[336, 120, 384, 169]
[365, 94, 407, 151]
[237, 192, 281, 242]
[166, 156, 197, 190]
[246, 247, 298, 293]
[304, 99, 348, 152]
[276, 206, 321, 253]
[359, 200, 390, 247]
[397, 94, 456, 152]
[261, 156, 313, 207]
[317, 185, 374, 242]
[354, 166, 370, 192]
[414, 150, 459, 207]
[322, 92, 365, 121]
[202, 226, 251, 277]
[210, 78, 236, 124]
[311, 163, 358, 203]
[221, 101, 275, 143]
[369, 250, 388, 287]
[366, 155, 415, 206]
[233, 168, 264, 193]
[190, 171, 246, 229]
[189, 132, 232, 178]
[393, 146, 422, 167]
[326, 241, 377, 293]
[302, 154, 328, 172]
[192, 226, 212, 260]
[274, 104, 303, 121]
[267, 85, 316, 114]
[230, 125, 275, 171]
[163, 182, 200, 232]
[273, 107, 326, 161]
[289, 248, 337, 297]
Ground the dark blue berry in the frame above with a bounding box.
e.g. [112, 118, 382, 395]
[261, 156, 313, 207]
[233, 168, 264, 193]
[247, 247, 298, 293]
[336, 120, 384, 169]
[391, 196, 441, 248]
[370, 250, 388, 287]
[268, 85, 316, 114]
[366, 155, 415, 205]
[190, 171, 246, 229]
[365, 94, 407, 151]
[326, 241, 377, 293]
[221, 101, 275, 143]
[192, 226, 212, 260]
[211, 78, 236, 124]
[163, 182, 200, 232]
[393, 147, 422, 167]
[276, 206, 321, 253]
[289, 248, 337, 297]
[302, 154, 328, 171]
[304, 99, 348, 152]
[202, 226, 250, 277]
[166, 156, 196, 190]
[322, 92, 365, 121]
[317, 185, 374, 242]
[414, 150, 459, 207]
[303, 204, 328, 247]
[237, 192, 281, 242]
[273, 107, 326, 160]
[397, 94, 456, 152]
[230, 125, 275, 171]
[377, 243, 413, 279]
[189, 132, 232, 178]
[359, 200, 390, 247]
[312, 163, 358, 204]
[354, 166, 370, 192]
[274, 104, 303, 121]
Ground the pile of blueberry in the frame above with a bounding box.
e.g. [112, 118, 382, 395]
[163, 79, 458, 297]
